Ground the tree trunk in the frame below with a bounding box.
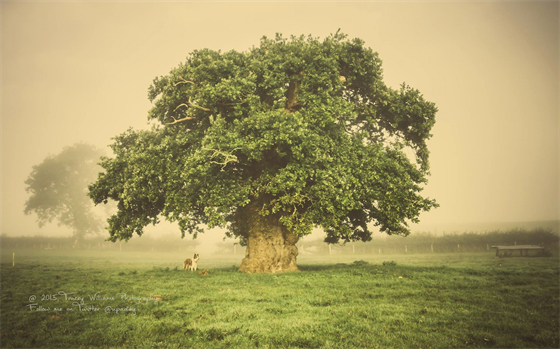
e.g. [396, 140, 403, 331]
[73, 237, 83, 249]
[238, 204, 299, 274]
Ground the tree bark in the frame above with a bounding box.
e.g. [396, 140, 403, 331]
[238, 204, 299, 273]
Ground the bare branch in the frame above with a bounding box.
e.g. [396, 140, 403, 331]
[166, 99, 210, 125]
[164, 77, 210, 125]
[173, 99, 211, 113]
[189, 97, 211, 112]
[174, 77, 197, 87]
[164, 115, 195, 125]
[202, 147, 240, 170]
[174, 103, 189, 112]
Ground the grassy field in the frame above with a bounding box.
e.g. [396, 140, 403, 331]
[1, 248, 558, 348]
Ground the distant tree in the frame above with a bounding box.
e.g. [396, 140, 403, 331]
[89, 32, 438, 273]
[24, 143, 106, 247]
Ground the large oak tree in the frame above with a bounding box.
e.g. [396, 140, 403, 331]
[89, 33, 438, 273]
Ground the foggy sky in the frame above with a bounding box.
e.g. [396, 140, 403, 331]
[1, 1, 558, 242]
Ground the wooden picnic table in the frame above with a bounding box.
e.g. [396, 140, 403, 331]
[491, 245, 544, 257]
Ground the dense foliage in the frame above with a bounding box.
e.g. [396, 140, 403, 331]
[89, 32, 438, 244]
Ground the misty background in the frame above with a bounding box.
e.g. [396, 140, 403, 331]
[1, 1, 558, 254]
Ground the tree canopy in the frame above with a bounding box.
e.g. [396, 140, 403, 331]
[89, 32, 438, 257]
[25, 143, 106, 244]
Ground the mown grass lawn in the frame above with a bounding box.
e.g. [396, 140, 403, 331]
[1, 249, 558, 348]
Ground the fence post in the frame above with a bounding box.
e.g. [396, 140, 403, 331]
[457, 244, 460, 252]
[487, 243, 489, 251]
[328, 244, 332, 255]
[431, 243, 434, 253]
[405, 245, 408, 253]
[352, 243, 355, 255]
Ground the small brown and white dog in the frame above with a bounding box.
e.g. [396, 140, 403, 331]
[183, 253, 199, 271]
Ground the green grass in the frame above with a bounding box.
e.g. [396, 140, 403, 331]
[1, 249, 558, 348]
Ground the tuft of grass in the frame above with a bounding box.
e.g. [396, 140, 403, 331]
[383, 260, 397, 266]
[352, 260, 369, 266]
